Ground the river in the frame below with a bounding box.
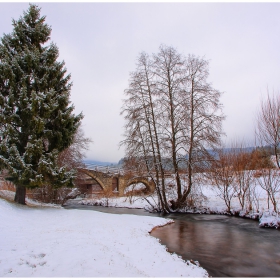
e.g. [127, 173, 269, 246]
[64, 201, 280, 277]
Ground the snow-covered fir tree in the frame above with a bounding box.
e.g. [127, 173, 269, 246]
[0, 4, 83, 204]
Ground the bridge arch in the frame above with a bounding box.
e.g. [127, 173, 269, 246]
[79, 167, 156, 196]
[125, 177, 155, 193]
[80, 169, 107, 190]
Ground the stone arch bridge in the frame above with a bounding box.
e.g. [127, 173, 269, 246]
[79, 164, 156, 196]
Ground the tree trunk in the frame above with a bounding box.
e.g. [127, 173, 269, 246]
[14, 185, 26, 205]
[174, 81, 195, 210]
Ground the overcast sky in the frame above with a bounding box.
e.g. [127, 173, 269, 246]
[1, 2, 280, 163]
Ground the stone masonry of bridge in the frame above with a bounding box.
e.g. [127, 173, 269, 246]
[80, 168, 156, 196]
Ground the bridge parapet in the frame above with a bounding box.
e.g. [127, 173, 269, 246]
[85, 164, 124, 175]
[79, 164, 156, 196]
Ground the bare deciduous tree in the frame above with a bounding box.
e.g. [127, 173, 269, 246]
[58, 125, 92, 172]
[231, 143, 255, 211]
[207, 148, 236, 213]
[29, 126, 92, 204]
[251, 180, 262, 213]
[121, 51, 169, 212]
[255, 91, 280, 213]
[121, 45, 224, 212]
[257, 168, 280, 212]
[171, 54, 224, 210]
[256, 91, 280, 168]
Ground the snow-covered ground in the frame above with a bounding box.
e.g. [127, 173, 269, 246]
[80, 183, 280, 229]
[0, 197, 208, 278]
[0, 189, 60, 208]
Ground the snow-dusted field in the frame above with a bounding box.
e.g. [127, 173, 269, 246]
[0, 198, 208, 277]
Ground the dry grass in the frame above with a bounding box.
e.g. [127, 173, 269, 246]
[0, 180, 16, 192]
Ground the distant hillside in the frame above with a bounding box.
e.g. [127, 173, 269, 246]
[96, 146, 267, 170]
[222, 146, 255, 154]
[83, 159, 118, 167]
[117, 146, 259, 170]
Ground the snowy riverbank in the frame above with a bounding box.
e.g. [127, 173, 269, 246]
[0, 198, 208, 277]
[80, 184, 280, 229]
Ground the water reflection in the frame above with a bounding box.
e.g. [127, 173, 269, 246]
[64, 202, 280, 277]
[151, 214, 280, 277]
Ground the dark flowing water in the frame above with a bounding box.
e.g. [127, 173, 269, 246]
[64, 200, 280, 277]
